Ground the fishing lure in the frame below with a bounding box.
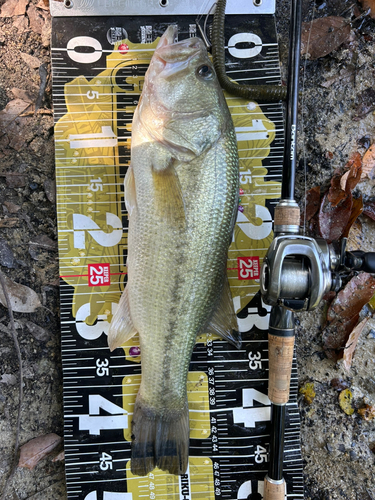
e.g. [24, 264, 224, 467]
[211, 0, 288, 102]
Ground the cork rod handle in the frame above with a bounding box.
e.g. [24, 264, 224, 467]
[268, 334, 295, 405]
[264, 476, 286, 500]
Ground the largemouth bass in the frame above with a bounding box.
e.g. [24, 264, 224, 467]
[108, 25, 240, 477]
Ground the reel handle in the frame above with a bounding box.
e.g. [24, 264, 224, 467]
[346, 251, 375, 273]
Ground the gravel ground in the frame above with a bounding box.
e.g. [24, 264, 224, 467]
[0, 1, 374, 499]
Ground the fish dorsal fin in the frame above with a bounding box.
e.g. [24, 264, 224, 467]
[205, 274, 241, 348]
[152, 160, 186, 228]
[124, 165, 137, 216]
[108, 286, 137, 351]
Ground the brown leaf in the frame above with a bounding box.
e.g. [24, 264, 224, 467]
[0, 0, 29, 17]
[359, 0, 375, 19]
[11, 88, 34, 102]
[361, 144, 375, 179]
[327, 273, 375, 323]
[0, 274, 41, 313]
[301, 17, 351, 60]
[358, 404, 375, 421]
[353, 87, 375, 121]
[323, 273, 375, 358]
[346, 218, 363, 251]
[302, 186, 321, 223]
[342, 195, 363, 239]
[20, 52, 42, 69]
[342, 154, 363, 193]
[0, 99, 31, 128]
[342, 317, 369, 371]
[318, 190, 352, 243]
[52, 450, 65, 462]
[328, 170, 346, 207]
[27, 3, 48, 35]
[18, 434, 62, 470]
[323, 314, 359, 359]
[36, 0, 50, 10]
[363, 201, 375, 220]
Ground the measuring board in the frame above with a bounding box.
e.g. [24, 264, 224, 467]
[51, 0, 304, 498]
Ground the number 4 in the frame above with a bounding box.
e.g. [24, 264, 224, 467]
[78, 395, 128, 435]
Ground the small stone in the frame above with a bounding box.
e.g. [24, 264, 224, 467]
[331, 378, 350, 391]
[25, 321, 50, 342]
[3, 201, 21, 214]
[349, 450, 357, 461]
[0, 238, 14, 268]
[0, 373, 17, 385]
[44, 178, 56, 204]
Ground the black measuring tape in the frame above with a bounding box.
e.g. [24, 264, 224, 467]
[51, 1, 304, 498]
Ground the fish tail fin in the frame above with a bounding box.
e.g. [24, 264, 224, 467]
[131, 395, 189, 476]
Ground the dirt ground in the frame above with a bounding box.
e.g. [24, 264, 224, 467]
[0, 0, 374, 499]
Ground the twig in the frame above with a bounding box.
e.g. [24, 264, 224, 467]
[0, 270, 23, 500]
[35, 64, 48, 113]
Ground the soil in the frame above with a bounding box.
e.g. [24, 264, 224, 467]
[0, 1, 374, 499]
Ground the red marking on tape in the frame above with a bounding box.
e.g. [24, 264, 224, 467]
[237, 256, 260, 280]
[88, 263, 111, 287]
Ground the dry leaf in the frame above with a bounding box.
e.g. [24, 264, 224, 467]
[339, 389, 355, 415]
[353, 88, 375, 121]
[27, 3, 48, 35]
[0, 0, 29, 17]
[319, 190, 352, 243]
[363, 201, 375, 220]
[359, 0, 375, 19]
[20, 52, 42, 69]
[11, 88, 34, 102]
[327, 273, 375, 323]
[301, 17, 351, 60]
[358, 404, 375, 421]
[323, 273, 375, 358]
[301, 186, 320, 224]
[342, 317, 369, 371]
[52, 450, 65, 462]
[36, 0, 50, 10]
[0, 274, 41, 313]
[299, 382, 316, 404]
[318, 157, 363, 243]
[361, 144, 375, 179]
[346, 218, 363, 251]
[342, 196, 363, 239]
[18, 434, 62, 470]
[0, 98, 31, 129]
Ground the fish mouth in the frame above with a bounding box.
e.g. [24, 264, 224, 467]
[153, 26, 205, 69]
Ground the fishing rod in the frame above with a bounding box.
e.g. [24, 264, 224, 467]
[260, 0, 375, 498]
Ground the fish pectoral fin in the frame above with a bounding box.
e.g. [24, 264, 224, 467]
[205, 274, 241, 349]
[152, 160, 186, 228]
[108, 286, 137, 351]
[124, 165, 137, 216]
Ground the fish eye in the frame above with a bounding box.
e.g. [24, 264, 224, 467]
[197, 64, 214, 80]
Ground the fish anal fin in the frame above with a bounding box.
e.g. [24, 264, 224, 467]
[152, 160, 186, 228]
[108, 287, 137, 351]
[205, 275, 241, 349]
[124, 165, 137, 216]
[131, 395, 189, 476]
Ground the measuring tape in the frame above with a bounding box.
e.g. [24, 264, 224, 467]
[51, 1, 304, 498]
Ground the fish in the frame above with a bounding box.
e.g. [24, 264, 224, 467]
[108, 25, 240, 477]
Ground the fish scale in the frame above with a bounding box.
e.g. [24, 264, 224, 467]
[51, 1, 304, 498]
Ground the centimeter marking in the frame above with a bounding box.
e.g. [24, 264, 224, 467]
[52, 12, 303, 500]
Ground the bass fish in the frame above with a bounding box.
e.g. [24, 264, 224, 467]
[108, 25, 240, 476]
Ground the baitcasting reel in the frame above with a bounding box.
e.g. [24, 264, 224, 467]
[260, 199, 375, 313]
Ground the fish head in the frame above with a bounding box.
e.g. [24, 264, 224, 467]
[139, 26, 230, 160]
